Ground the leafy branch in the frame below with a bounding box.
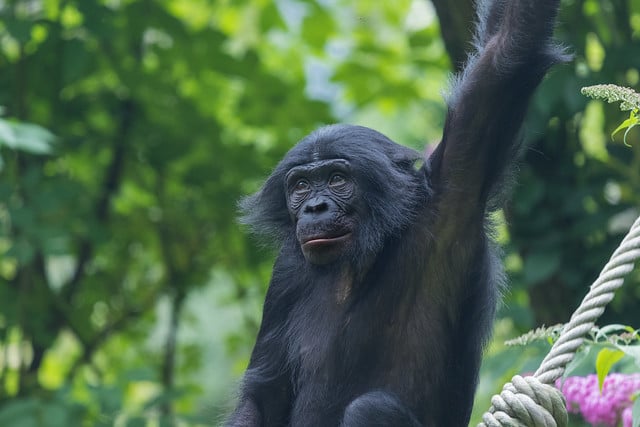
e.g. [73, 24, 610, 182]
[581, 84, 640, 146]
[505, 324, 565, 346]
[506, 324, 639, 347]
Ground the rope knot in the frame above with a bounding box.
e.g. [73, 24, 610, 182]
[478, 375, 568, 427]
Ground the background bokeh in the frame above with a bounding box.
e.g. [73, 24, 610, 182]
[0, 0, 639, 426]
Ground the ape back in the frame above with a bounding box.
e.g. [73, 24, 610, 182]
[228, 1, 566, 426]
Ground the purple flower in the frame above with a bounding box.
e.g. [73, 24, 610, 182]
[556, 373, 640, 427]
[622, 406, 633, 427]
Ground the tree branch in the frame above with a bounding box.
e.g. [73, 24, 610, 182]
[63, 99, 134, 301]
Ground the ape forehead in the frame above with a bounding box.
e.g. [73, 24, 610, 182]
[288, 124, 399, 161]
[275, 124, 421, 187]
[286, 159, 350, 178]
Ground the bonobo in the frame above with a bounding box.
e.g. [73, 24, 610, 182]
[227, 0, 566, 425]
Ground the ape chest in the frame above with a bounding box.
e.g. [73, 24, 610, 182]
[290, 299, 442, 387]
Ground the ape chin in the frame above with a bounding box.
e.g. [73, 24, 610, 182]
[300, 232, 352, 265]
[227, 1, 567, 426]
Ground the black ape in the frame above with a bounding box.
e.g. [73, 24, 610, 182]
[228, 0, 566, 426]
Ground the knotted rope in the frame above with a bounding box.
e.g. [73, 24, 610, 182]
[478, 214, 640, 427]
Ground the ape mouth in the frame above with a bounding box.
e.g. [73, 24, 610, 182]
[301, 232, 352, 248]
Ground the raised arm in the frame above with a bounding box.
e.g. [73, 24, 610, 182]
[429, 0, 567, 213]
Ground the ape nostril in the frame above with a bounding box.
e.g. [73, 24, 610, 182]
[304, 198, 328, 213]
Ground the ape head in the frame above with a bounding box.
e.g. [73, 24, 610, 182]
[240, 124, 430, 268]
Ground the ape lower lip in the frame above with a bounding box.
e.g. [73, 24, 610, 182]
[303, 233, 351, 247]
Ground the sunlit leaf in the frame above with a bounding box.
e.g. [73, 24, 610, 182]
[0, 119, 17, 146]
[595, 347, 625, 391]
[611, 110, 639, 147]
[0, 120, 55, 154]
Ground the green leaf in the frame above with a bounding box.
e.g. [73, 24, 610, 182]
[41, 402, 70, 427]
[12, 122, 55, 154]
[6, 239, 35, 263]
[301, 4, 335, 49]
[633, 396, 640, 427]
[126, 417, 147, 427]
[611, 110, 639, 147]
[611, 116, 636, 138]
[0, 119, 17, 146]
[595, 347, 625, 391]
[622, 123, 638, 147]
[3, 18, 32, 44]
[564, 345, 600, 377]
[0, 398, 39, 427]
[0, 120, 55, 154]
[615, 344, 640, 368]
[594, 324, 635, 340]
[259, 2, 286, 32]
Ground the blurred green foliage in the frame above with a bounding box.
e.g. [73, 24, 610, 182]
[0, 0, 638, 426]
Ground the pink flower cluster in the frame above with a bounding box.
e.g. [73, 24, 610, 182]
[622, 406, 633, 427]
[556, 373, 640, 427]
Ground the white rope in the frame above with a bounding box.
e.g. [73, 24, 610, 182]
[477, 214, 640, 427]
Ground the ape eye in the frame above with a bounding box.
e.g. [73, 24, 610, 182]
[293, 179, 310, 193]
[328, 174, 347, 187]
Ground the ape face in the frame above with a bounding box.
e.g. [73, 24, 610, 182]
[285, 158, 357, 265]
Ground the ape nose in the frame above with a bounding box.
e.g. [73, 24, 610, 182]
[304, 197, 328, 214]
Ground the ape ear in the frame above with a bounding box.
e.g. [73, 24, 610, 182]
[390, 144, 429, 178]
[239, 172, 291, 243]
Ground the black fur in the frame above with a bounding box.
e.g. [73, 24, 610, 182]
[228, 1, 566, 426]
